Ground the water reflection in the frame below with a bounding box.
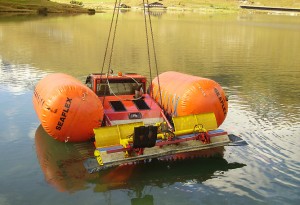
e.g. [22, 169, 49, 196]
[145, 10, 167, 17]
[0, 57, 47, 95]
[35, 125, 245, 197]
[1, 12, 299, 204]
[131, 195, 154, 205]
[35, 125, 96, 192]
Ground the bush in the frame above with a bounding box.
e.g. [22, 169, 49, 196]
[37, 7, 48, 15]
[70, 1, 83, 6]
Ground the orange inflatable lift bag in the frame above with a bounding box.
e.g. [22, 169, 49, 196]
[33, 73, 104, 142]
[151, 71, 228, 127]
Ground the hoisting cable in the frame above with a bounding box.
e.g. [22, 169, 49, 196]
[142, 0, 153, 84]
[144, 0, 163, 106]
[100, 0, 119, 75]
[142, 0, 155, 110]
[107, 0, 122, 75]
[100, 0, 121, 105]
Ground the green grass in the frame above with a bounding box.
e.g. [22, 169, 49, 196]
[0, 0, 90, 13]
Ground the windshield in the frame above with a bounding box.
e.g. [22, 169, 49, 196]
[96, 82, 141, 96]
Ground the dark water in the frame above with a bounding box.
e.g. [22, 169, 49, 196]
[0, 11, 299, 205]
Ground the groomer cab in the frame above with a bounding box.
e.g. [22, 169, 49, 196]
[85, 72, 170, 127]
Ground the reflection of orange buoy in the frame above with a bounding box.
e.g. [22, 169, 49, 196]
[35, 125, 135, 192]
[151, 71, 228, 127]
[34, 125, 96, 192]
[33, 73, 104, 142]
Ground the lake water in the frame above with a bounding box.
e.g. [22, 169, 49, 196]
[0, 11, 299, 205]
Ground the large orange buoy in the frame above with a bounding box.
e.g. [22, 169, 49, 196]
[33, 73, 104, 142]
[151, 71, 228, 127]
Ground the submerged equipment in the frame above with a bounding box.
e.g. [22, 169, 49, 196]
[32, 0, 247, 174]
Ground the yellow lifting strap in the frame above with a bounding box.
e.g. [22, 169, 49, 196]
[94, 122, 144, 148]
[172, 113, 218, 136]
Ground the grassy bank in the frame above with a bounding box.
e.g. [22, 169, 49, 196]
[0, 0, 91, 14]
[54, 0, 300, 9]
[55, 0, 239, 12]
[0, 0, 300, 14]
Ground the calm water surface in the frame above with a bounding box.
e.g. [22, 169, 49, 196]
[0, 11, 299, 205]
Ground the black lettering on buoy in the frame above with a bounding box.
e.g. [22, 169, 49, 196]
[58, 121, 63, 127]
[214, 88, 227, 116]
[56, 97, 72, 130]
[34, 89, 45, 106]
[60, 117, 65, 122]
[65, 97, 72, 108]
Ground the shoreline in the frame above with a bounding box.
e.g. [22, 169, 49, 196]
[0, 1, 299, 16]
[0, 0, 93, 15]
[240, 5, 300, 12]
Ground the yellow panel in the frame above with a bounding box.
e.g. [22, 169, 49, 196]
[94, 122, 145, 148]
[173, 115, 197, 132]
[118, 122, 144, 140]
[195, 112, 217, 130]
[94, 126, 120, 148]
[173, 113, 217, 132]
